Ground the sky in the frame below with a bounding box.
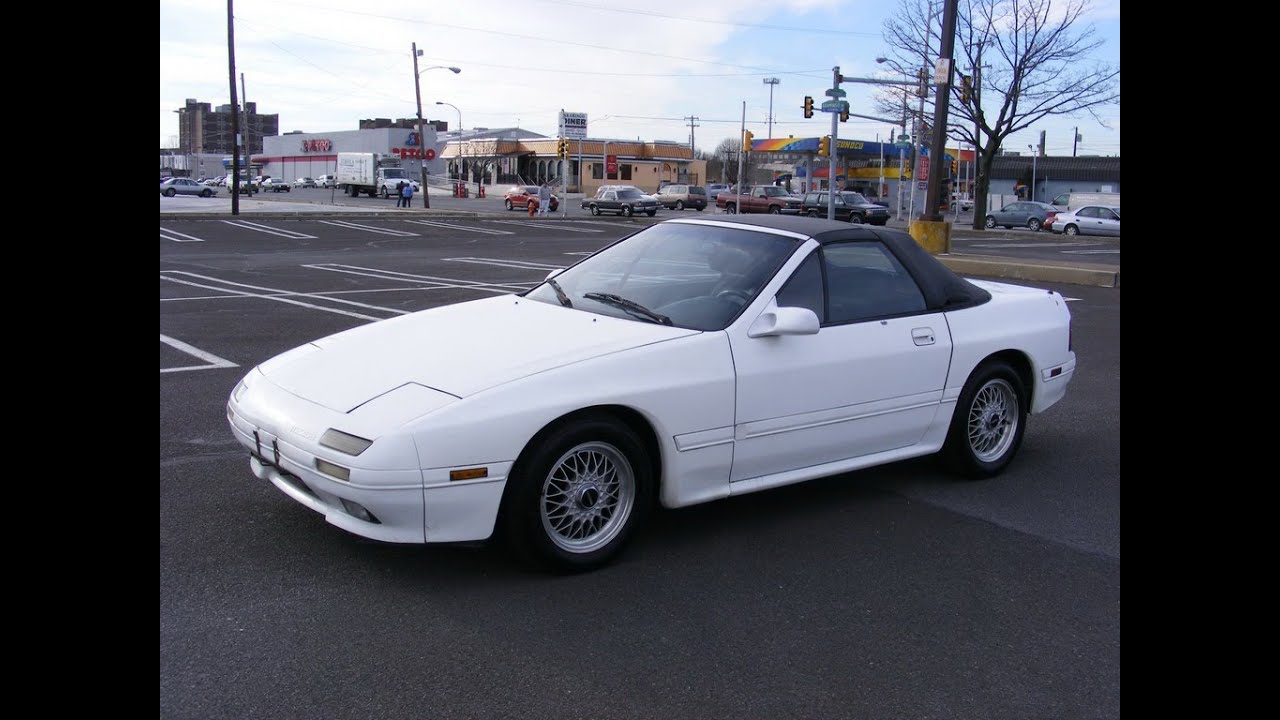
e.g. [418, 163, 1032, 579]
[159, 0, 1119, 158]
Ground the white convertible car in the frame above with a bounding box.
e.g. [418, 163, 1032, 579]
[227, 216, 1076, 571]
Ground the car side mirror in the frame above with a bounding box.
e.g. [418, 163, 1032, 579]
[748, 306, 820, 338]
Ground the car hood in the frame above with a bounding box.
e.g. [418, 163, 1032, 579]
[260, 295, 699, 412]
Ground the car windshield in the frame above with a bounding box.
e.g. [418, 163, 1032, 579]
[524, 222, 798, 331]
[840, 192, 870, 204]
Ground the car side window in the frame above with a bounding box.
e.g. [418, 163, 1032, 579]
[775, 251, 824, 322]
[1077, 207, 1097, 218]
[604, 191, 616, 201]
[822, 242, 927, 324]
[1098, 208, 1118, 221]
[803, 193, 817, 204]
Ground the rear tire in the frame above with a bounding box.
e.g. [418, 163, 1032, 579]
[675, 200, 685, 210]
[1065, 224, 1079, 236]
[984, 216, 996, 229]
[163, 188, 176, 197]
[1028, 218, 1042, 231]
[942, 360, 1028, 479]
[200, 189, 211, 198]
[501, 415, 653, 572]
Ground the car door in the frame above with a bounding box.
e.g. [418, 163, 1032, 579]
[728, 236, 953, 483]
[1096, 207, 1120, 236]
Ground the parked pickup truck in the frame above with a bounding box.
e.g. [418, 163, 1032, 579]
[715, 185, 802, 215]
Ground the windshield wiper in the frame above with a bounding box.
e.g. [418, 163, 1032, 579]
[546, 278, 572, 308]
[583, 292, 672, 326]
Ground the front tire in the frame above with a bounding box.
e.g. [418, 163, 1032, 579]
[942, 360, 1027, 479]
[200, 189, 212, 198]
[768, 205, 781, 214]
[505, 199, 514, 211]
[621, 205, 633, 217]
[502, 415, 653, 572]
[675, 200, 685, 211]
[590, 204, 600, 216]
[849, 214, 863, 224]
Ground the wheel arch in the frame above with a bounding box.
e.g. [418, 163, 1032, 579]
[967, 349, 1035, 412]
[498, 404, 662, 522]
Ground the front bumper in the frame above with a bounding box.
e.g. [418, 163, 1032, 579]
[227, 376, 509, 544]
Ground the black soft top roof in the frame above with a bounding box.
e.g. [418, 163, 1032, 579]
[674, 215, 992, 311]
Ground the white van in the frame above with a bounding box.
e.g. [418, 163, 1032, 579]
[1051, 192, 1120, 211]
[316, 175, 336, 188]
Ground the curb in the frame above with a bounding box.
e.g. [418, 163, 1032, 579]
[939, 255, 1120, 288]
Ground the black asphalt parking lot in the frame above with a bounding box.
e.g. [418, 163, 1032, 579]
[160, 216, 1120, 719]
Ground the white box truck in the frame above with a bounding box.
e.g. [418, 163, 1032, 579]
[1050, 191, 1120, 211]
[335, 152, 419, 198]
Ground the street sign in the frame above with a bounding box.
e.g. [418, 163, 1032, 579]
[820, 100, 842, 112]
[824, 88, 847, 98]
[919, 156, 930, 181]
[917, 181, 928, 190]
[559, 111, 588, 140]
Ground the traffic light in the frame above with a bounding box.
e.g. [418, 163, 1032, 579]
[839, 104, 849, 123]
[916, 68, 929, 98]
[960, 75, 972, 104]
[803, 96, 814, 119]
[743, 130, 754, 152]
[556, 137, 570, 159]
[817, 135, 831, 157]
[951, 159, 958, 177]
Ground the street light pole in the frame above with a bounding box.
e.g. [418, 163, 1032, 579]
[1029, 144, 1038, 202]
[411, 47, 461, 209]
[763, 77, 780, 139]
[436, 101, 462, 191]
[411, 43, 429, 209]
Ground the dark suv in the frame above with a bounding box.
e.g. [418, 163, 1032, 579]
[654, 184, 707, 211]
[800, 191, 891, 225]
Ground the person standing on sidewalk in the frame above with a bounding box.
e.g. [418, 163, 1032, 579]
[401, 181, 414, 208]
[538, 183, 551, 217]
[395, 180, 406, 208]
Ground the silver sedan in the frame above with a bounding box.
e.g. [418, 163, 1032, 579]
[160, 178, 218, 198]
[1051, 205, 1120, 237]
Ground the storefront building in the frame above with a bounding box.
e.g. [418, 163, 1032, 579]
[254, 127, 446, 183]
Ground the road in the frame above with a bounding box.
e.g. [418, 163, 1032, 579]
[160, 218, 1120, 719]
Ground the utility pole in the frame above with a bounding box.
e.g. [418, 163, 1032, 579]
[411, 42, 430, 208]
[827, 66, 842, 221]
[1073, 126, 1079, 157]
[685, 115, 699, 153]
[241, 73, 252, 196]
[763, 77, 780, 138]
[226, 0, 239, 215]
[921, 0, 959, 221]
[736, 102, 746, 194]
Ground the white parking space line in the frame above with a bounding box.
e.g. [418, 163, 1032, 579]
[565, 252, 594, 256]
[305, 263, 533, 292]
[492, 220, 604, 233]
[161, 227, 207, 243]
[405, 219, 514, 235]
[970, 242, 1101, 249]
[445, 257, 566, 271]
[161, 334, 238, 374]
[160, 271, 404, 320]
[1061, 249, 1120, 255]
[320, 220, 419, 237]
[221, 220, 317, 239]
[571, 220, 632, 228]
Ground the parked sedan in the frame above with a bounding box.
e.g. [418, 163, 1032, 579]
[263, 178, 292, 192]
[226, 215, 1076, 572]
[503, 185, 560, 212]
[160, 177, 217, 198]
[706, 183, 731, 201]
[800, 191, 891, 225]
[582, 187, 660, 216]
[1051, 205, 1120, 237]
[317, 175, 336, 188]
[294, 177, 317, 188]
[984, 201, 1058, 231]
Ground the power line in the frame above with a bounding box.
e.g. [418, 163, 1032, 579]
[529, 0, 881, 36]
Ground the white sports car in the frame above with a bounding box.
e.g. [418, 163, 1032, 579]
[227, 216, 1076, 571]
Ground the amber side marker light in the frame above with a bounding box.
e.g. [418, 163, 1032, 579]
[450, 468, 489, 482]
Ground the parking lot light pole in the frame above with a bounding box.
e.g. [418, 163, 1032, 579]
[436, 101, 462, 191]
[411, 45, 461, 208]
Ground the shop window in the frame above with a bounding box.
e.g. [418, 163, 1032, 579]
[621, 165, 632, 181]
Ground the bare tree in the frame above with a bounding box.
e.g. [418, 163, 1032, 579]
[710, 138, 755, 185]
[879, 0, 1119, 228]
